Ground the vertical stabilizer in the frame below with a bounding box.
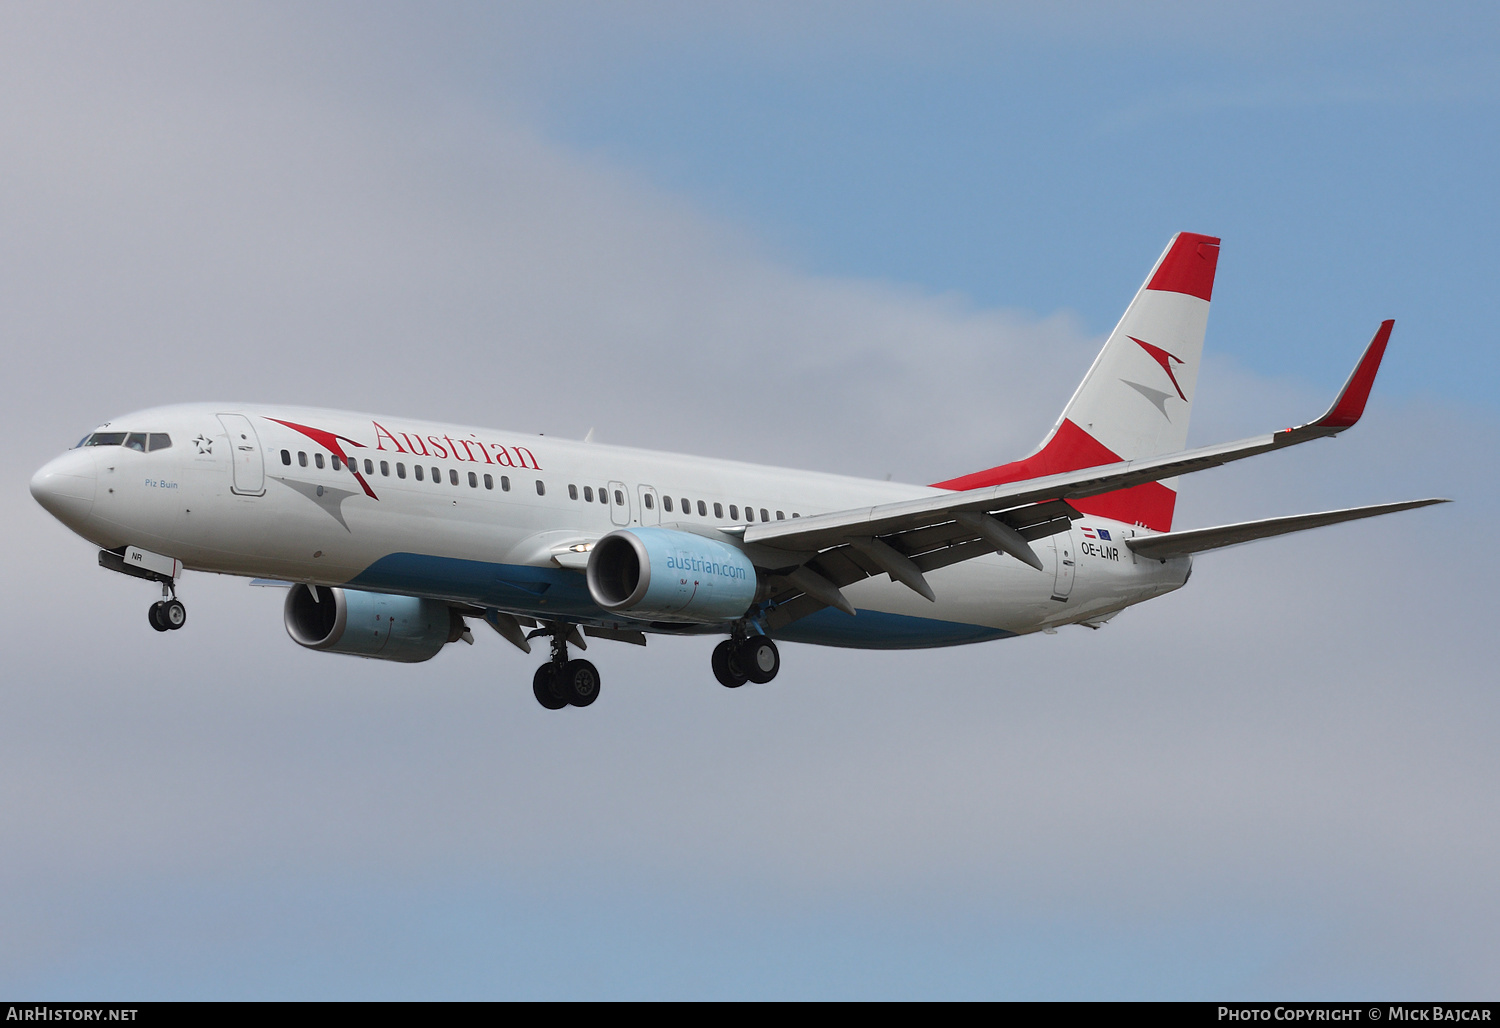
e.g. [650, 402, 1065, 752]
[934, 232, 1220, 531]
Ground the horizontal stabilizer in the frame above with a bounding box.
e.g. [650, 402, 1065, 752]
[1125, 498, 1449, 560]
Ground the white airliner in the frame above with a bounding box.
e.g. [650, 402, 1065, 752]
[30, 233, 1446, 709]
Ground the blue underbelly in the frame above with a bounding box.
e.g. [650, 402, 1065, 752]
[347, 552, 1015, 650]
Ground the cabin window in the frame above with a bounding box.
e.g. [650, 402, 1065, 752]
[331, 455, 342, 471]
[367, 459, 376, 475]
[396, 462, 406, 479]
[414, 465, 424, 481]
[760, 508, 769, 522]
[430, 467, 440, 484]
[681, 498, 690, 513]
[792, 513, 800, 518]
[598, 487, 608, 503]
[501, 475, 511, 491]
[776, 511, 785, 520]
[449, 469, 459, 486]
[569, 484, 578, 500]
[662, 495, 673, 512]
[614, 489, 624, 506]
[466, 471, 475, 487]
[298, 451, 308, 467]
[148, 434, 172, 452]
[697, 500, 707, 516]
[644, 493, 654, 510]
[281, 449, 291, 466]
[83, 432, 127, 447]
[484, 474, 493, 489]
[314, 453, 325, 470]
[536, 480, 546, 496]
[729, 505, 738, 520]
[713, 502, 723, 518]
[583, 486, 593, 502]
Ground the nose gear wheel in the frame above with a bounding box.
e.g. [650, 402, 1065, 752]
[148, 598, 187, 632]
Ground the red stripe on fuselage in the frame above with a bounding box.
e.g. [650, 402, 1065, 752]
[930, 419, 1176, 531]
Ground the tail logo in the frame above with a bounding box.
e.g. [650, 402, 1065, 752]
[1128, 336, 1188, 400]
[1124, 336, 1189, 420]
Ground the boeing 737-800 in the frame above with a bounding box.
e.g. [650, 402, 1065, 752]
[29, 233, 1446, 709]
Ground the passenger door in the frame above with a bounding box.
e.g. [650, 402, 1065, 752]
[217, 413, 265, 496]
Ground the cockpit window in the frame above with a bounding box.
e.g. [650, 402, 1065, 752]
[80, 431, 172, 451]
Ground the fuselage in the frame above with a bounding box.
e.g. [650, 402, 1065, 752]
[31, 403, 1191, 649]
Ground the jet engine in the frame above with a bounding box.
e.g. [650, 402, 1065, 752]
[586, 527, 757, 623]
[283, 584, 462, 662]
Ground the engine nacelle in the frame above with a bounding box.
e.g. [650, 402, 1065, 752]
[283, 584, 460, 663]
[587, 527, 757, 623]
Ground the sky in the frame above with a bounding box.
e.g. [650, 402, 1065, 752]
[1, 1, 1497, 1000]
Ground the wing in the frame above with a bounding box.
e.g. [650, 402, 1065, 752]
[739, 321, 1397, 628]
[1124, 498, 1449, 560]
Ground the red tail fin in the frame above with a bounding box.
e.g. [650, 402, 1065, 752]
[932, 232, 1221, 531]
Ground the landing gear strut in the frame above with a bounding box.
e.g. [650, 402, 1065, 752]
[530, 623, 600, 709]
[713, 632, 779, 688]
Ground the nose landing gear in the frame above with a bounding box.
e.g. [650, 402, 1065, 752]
[98, 547, 187, 634]
[147, 577, 187, 633]
[148, 596, 187, 632]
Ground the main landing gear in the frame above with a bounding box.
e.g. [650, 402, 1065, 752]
[530, 623, 600, 710]
[525, 622, 780, 706]
[712, 633, 780, 688]
[148, 584, 187, 633]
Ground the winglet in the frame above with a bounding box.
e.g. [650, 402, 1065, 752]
[1309, 320, 1394, 430]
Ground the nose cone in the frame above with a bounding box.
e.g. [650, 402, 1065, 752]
[30, 449, 97, 529]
